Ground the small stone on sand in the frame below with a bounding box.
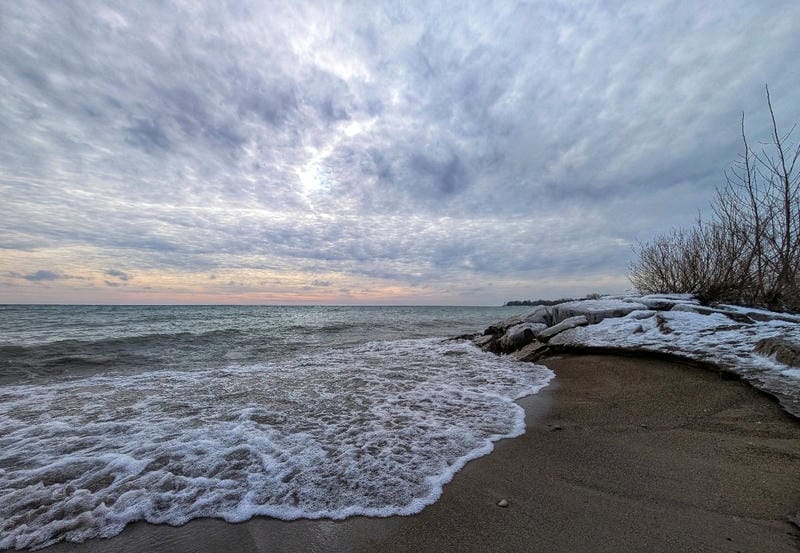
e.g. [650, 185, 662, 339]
[497, 499, 509, 508]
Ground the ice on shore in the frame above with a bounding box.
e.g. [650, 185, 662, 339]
[550, 298, 647, 325]
[547, 299, 800, 416]
[484, 294, 800, 417]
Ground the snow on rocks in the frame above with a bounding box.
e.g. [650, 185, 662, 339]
[551, 299, 647, 325]
[520, 304, 553, 326]
[631, 294, 698, 310]
[669, 303, 758, 323]
[473, 294, 800, 418]
[484, 315, 526, 337]
[548, 302, 800, 417]
[715, 304, 800, 324]
[484, 305, 553, 338]
[483, 300, 641, 354]
[537, 315, 589, 341]
[754, 338, 800, 368]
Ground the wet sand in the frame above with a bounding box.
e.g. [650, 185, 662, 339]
[49, 354, 800, 553]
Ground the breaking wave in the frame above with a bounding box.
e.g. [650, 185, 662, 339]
[0, 338, 552, 549]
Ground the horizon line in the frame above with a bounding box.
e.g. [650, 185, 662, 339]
[0, 302, 516, 308]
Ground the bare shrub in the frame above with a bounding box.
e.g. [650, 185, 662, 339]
[629, 220, 745, 304]
[630, 86, 800, 311]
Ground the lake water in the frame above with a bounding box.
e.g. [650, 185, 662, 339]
[0, 305, 553, 549]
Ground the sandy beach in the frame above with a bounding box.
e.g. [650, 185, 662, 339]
[48, 353, 800, 553]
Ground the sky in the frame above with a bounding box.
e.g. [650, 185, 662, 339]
[2, 1, 800, 305]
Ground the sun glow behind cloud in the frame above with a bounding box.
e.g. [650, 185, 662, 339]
[1, 1, 799, 304]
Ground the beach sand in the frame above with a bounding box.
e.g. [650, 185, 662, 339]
[48, 354, 800, 553]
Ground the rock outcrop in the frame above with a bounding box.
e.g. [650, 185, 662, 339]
[520, 304, 553, 326]
[476, 298, 640, 355]
[537, 315, 588, 341]
[471, 295, 800, 364]
[754, 337, 800, 367]
[484, 305, 554, 338]
[498, 322, 546, 353]
[632, 294, 697, 310]
[511, 341, 549, 362]
[464, 294, 800, 418]
[669, 303, 755, 324]
[551, 299, 647, 325]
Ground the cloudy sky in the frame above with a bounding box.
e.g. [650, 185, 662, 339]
[1, 1, 799, 305]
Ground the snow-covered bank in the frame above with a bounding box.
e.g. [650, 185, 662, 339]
[475, 295, 800, 418]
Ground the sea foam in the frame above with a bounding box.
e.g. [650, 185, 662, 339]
[0, 338, 552, 549]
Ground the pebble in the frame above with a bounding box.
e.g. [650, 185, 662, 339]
[497, 499, 509, 508]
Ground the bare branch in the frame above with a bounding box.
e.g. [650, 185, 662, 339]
[630, 86, 800, 310]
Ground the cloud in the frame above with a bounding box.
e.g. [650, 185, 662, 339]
[6, 269, 87, 283]
[10, 270, 64, 282]
[105, 269, 131, 281]
[124, 119, 171, 153]
[1, 1, 800, 303]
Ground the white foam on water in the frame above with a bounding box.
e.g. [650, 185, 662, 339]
[0, 338, 552, 550]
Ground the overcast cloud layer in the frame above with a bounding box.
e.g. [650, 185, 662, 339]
[2, 1, 800, 304]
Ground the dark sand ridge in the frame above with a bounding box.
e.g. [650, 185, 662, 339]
[47, 354, 800, 553]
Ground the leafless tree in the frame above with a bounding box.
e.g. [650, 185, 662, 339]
[630, 86, 800, 311]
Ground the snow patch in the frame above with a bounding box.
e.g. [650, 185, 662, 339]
[549, 305, 800, 416]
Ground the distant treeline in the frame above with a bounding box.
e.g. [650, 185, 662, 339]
[504, 298, 570, 307]
[504, 294, 601, 307]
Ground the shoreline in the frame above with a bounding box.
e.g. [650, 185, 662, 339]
[544, 344, 800, 419]
[47, 353, 800, 553]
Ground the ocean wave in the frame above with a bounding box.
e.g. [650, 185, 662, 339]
[285, 322, 364, 334]
[0, 329, 248, 381]
[1, 328, 246, 351]
[0, 338, 552, 549]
